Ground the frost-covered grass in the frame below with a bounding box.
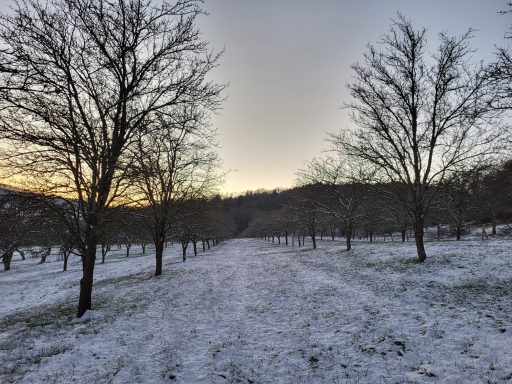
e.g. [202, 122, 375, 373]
[1, 238, 512, 383]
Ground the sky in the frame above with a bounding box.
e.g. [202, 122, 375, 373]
[196, 0, 510, 195]
[0, 0, 509, 195]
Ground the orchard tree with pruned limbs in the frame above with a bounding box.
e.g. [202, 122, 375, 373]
[297, 154, 369, 252]
[289, 186, 321, 249]
[0, 0, 223, 317]
[0, 191, 41, 271]
[337, 14, 506, 262]
[125, 104, 222, 276]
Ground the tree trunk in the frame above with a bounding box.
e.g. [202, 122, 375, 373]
[193, 238, 197, 256]
[141, 243, 146, 254]
[456, 225, 461, 241]
[285, 232, 288, 246]
[3, 257, 11, 271]
[182, 240, 188, 262]
[401, 228, 406, 242]
[311, 232, 317, 249]
[414, 215, 427, 262]
[101, 244, 107, 264]
[155, 239, 164, 276]
[481, 225, 489, 240]
[202, 239, 206, 252]
[77, 231, 98, 318]
[206, 239, 210, 250]
[126, 244, 131, 257]
[40, 248, 50, 264]
[2, 250, 13, 271]
[63, 251, 69, 272]
[346, 224, 352, 251]
[491, 211, 497, 236]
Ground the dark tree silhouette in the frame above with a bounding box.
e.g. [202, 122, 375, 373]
[0, 0, 223, 317]
[338, 15, 504, 262]
[297, 155, 368, 251]
[127, 105, 221, 275]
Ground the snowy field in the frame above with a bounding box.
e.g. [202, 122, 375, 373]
[1, 238, 512, 383]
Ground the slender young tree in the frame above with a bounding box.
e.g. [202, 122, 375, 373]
[127, 105, 221, 276]
[0, 0, 223, 316]
[338, 15, 504, 261]
[0, 191, 40, 271]
[434, 167, 486, 240]
[290, 186, 320, 249]
[297, 156, 368, 251]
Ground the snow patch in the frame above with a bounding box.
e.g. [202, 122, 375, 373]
[1, 239, 511, 383]
[71, 310, 97, 324]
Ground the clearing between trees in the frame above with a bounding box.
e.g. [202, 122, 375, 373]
[1, 238, 511, 383]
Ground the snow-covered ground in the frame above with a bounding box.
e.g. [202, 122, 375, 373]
[1, 238, 512, 383]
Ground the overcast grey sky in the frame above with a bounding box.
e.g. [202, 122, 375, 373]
[0, 1, 509, 194]
[197, 0, 510, 194]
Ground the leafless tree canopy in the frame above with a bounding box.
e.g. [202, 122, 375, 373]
[297, 155, 368, 251]
[0, 0, 224, 316]
[126, 103, 222, 275]
[337, 15, 506, 261]
[0, 0, 222, 200]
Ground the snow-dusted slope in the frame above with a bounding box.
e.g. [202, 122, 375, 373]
[1, 238, 511, 383]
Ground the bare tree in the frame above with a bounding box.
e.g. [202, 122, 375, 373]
[297, 155, 368, 251]
[478, 160, 512, 235]
[0, 191, 39, 270]
[196, 198, 234, 249]
[0, 0, 223, 316]
[338, 15, 504, 261]
[434, 167, 486, 240]
[109, 207, 147, 257]
[127, 105, 221, 275]
[380, 188, 410, 242]
[289, 186, 321, 249]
